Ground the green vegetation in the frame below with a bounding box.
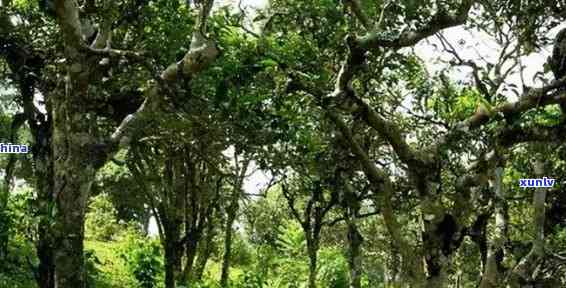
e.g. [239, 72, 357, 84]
[2, 0, 566, 287]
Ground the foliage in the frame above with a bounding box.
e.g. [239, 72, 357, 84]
[85, 239, 138, 288]
[85, 194, 123, 241]
[318, 248, 349, 288]
[119, 230, 163, 288]
[0, 233, 37, 288]
[3, 0, 566, 287]
[231, 271, 268, 288]
[0, 185, 36, 287]
[85, 248, 102, 288]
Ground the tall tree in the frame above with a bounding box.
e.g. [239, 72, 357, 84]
[219, 148, 250, 287]
[48, 0, 217, 286]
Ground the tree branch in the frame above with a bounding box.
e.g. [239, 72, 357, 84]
[325, 110, 424, 280]
[328, 2, 476, 170]
[322, 211, 380, 226]
[281, 182, 305, 227]
[433, 77, 566, 150]
[54, 0, 85, 51]
[351, 95, 423, 167]
[357, 0, 475, 50]
[496, 123, 566, 147]
[507, 158, 547, 284]
[343, 0, 372, 30]
[109, 0, 218, 151]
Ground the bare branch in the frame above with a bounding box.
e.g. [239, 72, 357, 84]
[437, 33, 491, 99]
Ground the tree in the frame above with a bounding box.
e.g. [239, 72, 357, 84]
[281, 165, 338, 288]
[47, 0, 216, 286]
[3, 0, 566, 287]
[219, 147, 250, 287]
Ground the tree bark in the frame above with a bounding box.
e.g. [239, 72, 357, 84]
[306, 238, 319, 288]
[480, 167, 507, 288]
[193, 225, 215, 280]
[163, 216, 182, 288]
[37, 229, 55, 288]
[34, 100, 54, 288]
[51, 87, 97, 288]
[346, 219, 363, 288]
[220, 204, 237, 287]
[37, 159, 55, 288]
[34, 122, 55, 288]
[51, 43, 98, 288]
[193, 186, 219, 281]
[50, 0, 107, 286]
[182, 236, 199, 283]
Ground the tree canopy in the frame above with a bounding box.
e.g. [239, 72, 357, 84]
[1, 0, 566, 287]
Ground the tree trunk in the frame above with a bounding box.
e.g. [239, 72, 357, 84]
[220, 204, 237, 287]
[307, 239, 319, 288]
[51, 49, 99, 288]
[419, 177, 463, 288]
[50, 1, 106, 286]
[480, 167, 507, 288]
[181, 236, 199, 283]
[163, 222, 182, 288]
[347, 220, 363, 288]
[161, 155, 186, 288]
[193, 206, 217, 281]
[37, 234, 54, 288]
[51, 132, 95, 288]
[35, 123, 55, 288]
[37, 202, 55, 288]
[52, 171, 91, 288]
[193, 237, 213, 281]
[164, 242, 178, 288]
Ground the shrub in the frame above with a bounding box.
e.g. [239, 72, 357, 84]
[318, 248, 348, 288]
[85, 194, 122, 241]
[232, 271, 267, 288]
[120, 231, 163, 288]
